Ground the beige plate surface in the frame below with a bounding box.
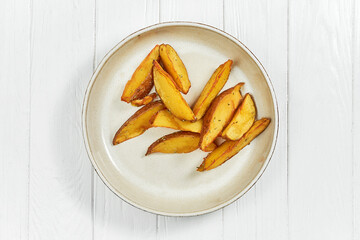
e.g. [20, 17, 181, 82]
[83, 22, 278, 216]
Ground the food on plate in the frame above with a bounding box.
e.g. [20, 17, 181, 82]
[199, 82, 244, 150]
[121, 45, 160, 103]
[150, 109, 203, 133]
[197, 118, 271, 171]
[192, 60, 233, 119]
[131, 93, 157, 107]
[113, 101, 165, 145]
[222, 93, 256, 140]
[160, 44, 191, 94]
[145, 131, 217, 155]
[153, 60, 196, 121]
[113, 45, 271, 173]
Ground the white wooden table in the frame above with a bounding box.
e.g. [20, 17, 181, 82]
[1, 0, 359, 239]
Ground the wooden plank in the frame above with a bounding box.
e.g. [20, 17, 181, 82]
[223, 0, 288, 239]
[0, 0, 30, 239]
[157, 1, 224, 239]
[160, 0, 223, 28]
[288, 0, 353, 239]
[28, 0, 94, 239]
[354, 0, 360, 238]
[93, 1, 159, 240]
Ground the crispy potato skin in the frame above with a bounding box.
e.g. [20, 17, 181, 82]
[199, 83, 244, 150]
[160, 44, 191, 94]
[131, 93, 157, 107]
[153, 60, 196, 121]
[121, 45, 160, 103]
[112, 101, 165, 145]
[222, 93, 256, 140]
[150, 109, 203, 133]
[145, 131, 217, 155]
[197, 118, 270, 171]
[192, 60, 233, 119]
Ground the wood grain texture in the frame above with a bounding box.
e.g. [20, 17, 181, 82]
[28, 0, 94, 239]
[157, 1, 224, 239]
[288, 0, 353, 239]
[223, 1, 288, 239]
[93, 1, 159, 240]
[160, 0, 223, 27]
[0, 0, 30, 239]
[354, 0, 360, 239]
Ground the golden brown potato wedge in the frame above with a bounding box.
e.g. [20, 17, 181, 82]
[113, 101, 165, 145]
[130, 93, 157, 107]
[153, 60, 196, 121]
[197, 118, 271, 171]
[145, 131, 217, 155]
[192, 60, 233, 119]
[150, 109, 203, 133]
[121, 45, 160, 103]
[199, 83, 244, 150]
[222, 93, 256, 140]
[150, 109, 178, 130]
[160, 44, 191, 94]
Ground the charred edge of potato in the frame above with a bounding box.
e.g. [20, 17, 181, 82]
[153, 60, 196, 121]
[159, 44, 191, 94]
[192, 59, 233, 119]
[131, 93, 157, 107]
[198, 118, 271, 171]
[112, 100, 165, 145]
[221, 93, 256, 140]
[145, 131, 198, 155]
[199, 82, 244, 150]
[203, 141, 218, 152]
[145, 131, 217, 155]
[121, 45, 160, 103]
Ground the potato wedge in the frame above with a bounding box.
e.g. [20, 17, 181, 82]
[199, 83, 244, 150]
[113, 101, 165, 145]
[160, 44, 191, 94]
[153, 60, 196, 121]
[150, 109, 203, 133]
[192, 60, 233, 119]
[121, 45, 160, 103]
[197, 118, 271, 171]
[131, 93, 157, 107]
[145, 131, 217, 155]
[222, 93, 256, 140]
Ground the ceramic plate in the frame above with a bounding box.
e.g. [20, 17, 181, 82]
[83, 22, 278, 216]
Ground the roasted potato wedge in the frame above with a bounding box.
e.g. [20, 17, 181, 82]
[222, 93, 256, 140]
[113, 101, 165, 145]
[192, 60, 233, 119]
[199, 83, 244, 150]
[131, 93, 157, 107]
[121, 45, 160, 103]
[198, 118, 271, 171]
[146, 131, 217, 155]
[150, 109, 203, 133]
[160, 44, 191, 94]
[153, 60, 196, 121]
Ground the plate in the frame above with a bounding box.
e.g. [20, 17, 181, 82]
[82, 22, 278, 216]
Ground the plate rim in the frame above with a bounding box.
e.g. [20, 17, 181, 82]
[82, 21, 279, 217]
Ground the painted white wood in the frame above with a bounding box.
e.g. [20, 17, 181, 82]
[223, 0, 288, 239]
[157, 1, 224, 240]
[93, 1, 159, 240]
[354, 0, 360, 239]
[28, 0, 94, 239]
[0, 1, 30, 239]
[2, 0, 360, 239]
[160, 0, 223, 28]
[288, 0, 353, 239]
